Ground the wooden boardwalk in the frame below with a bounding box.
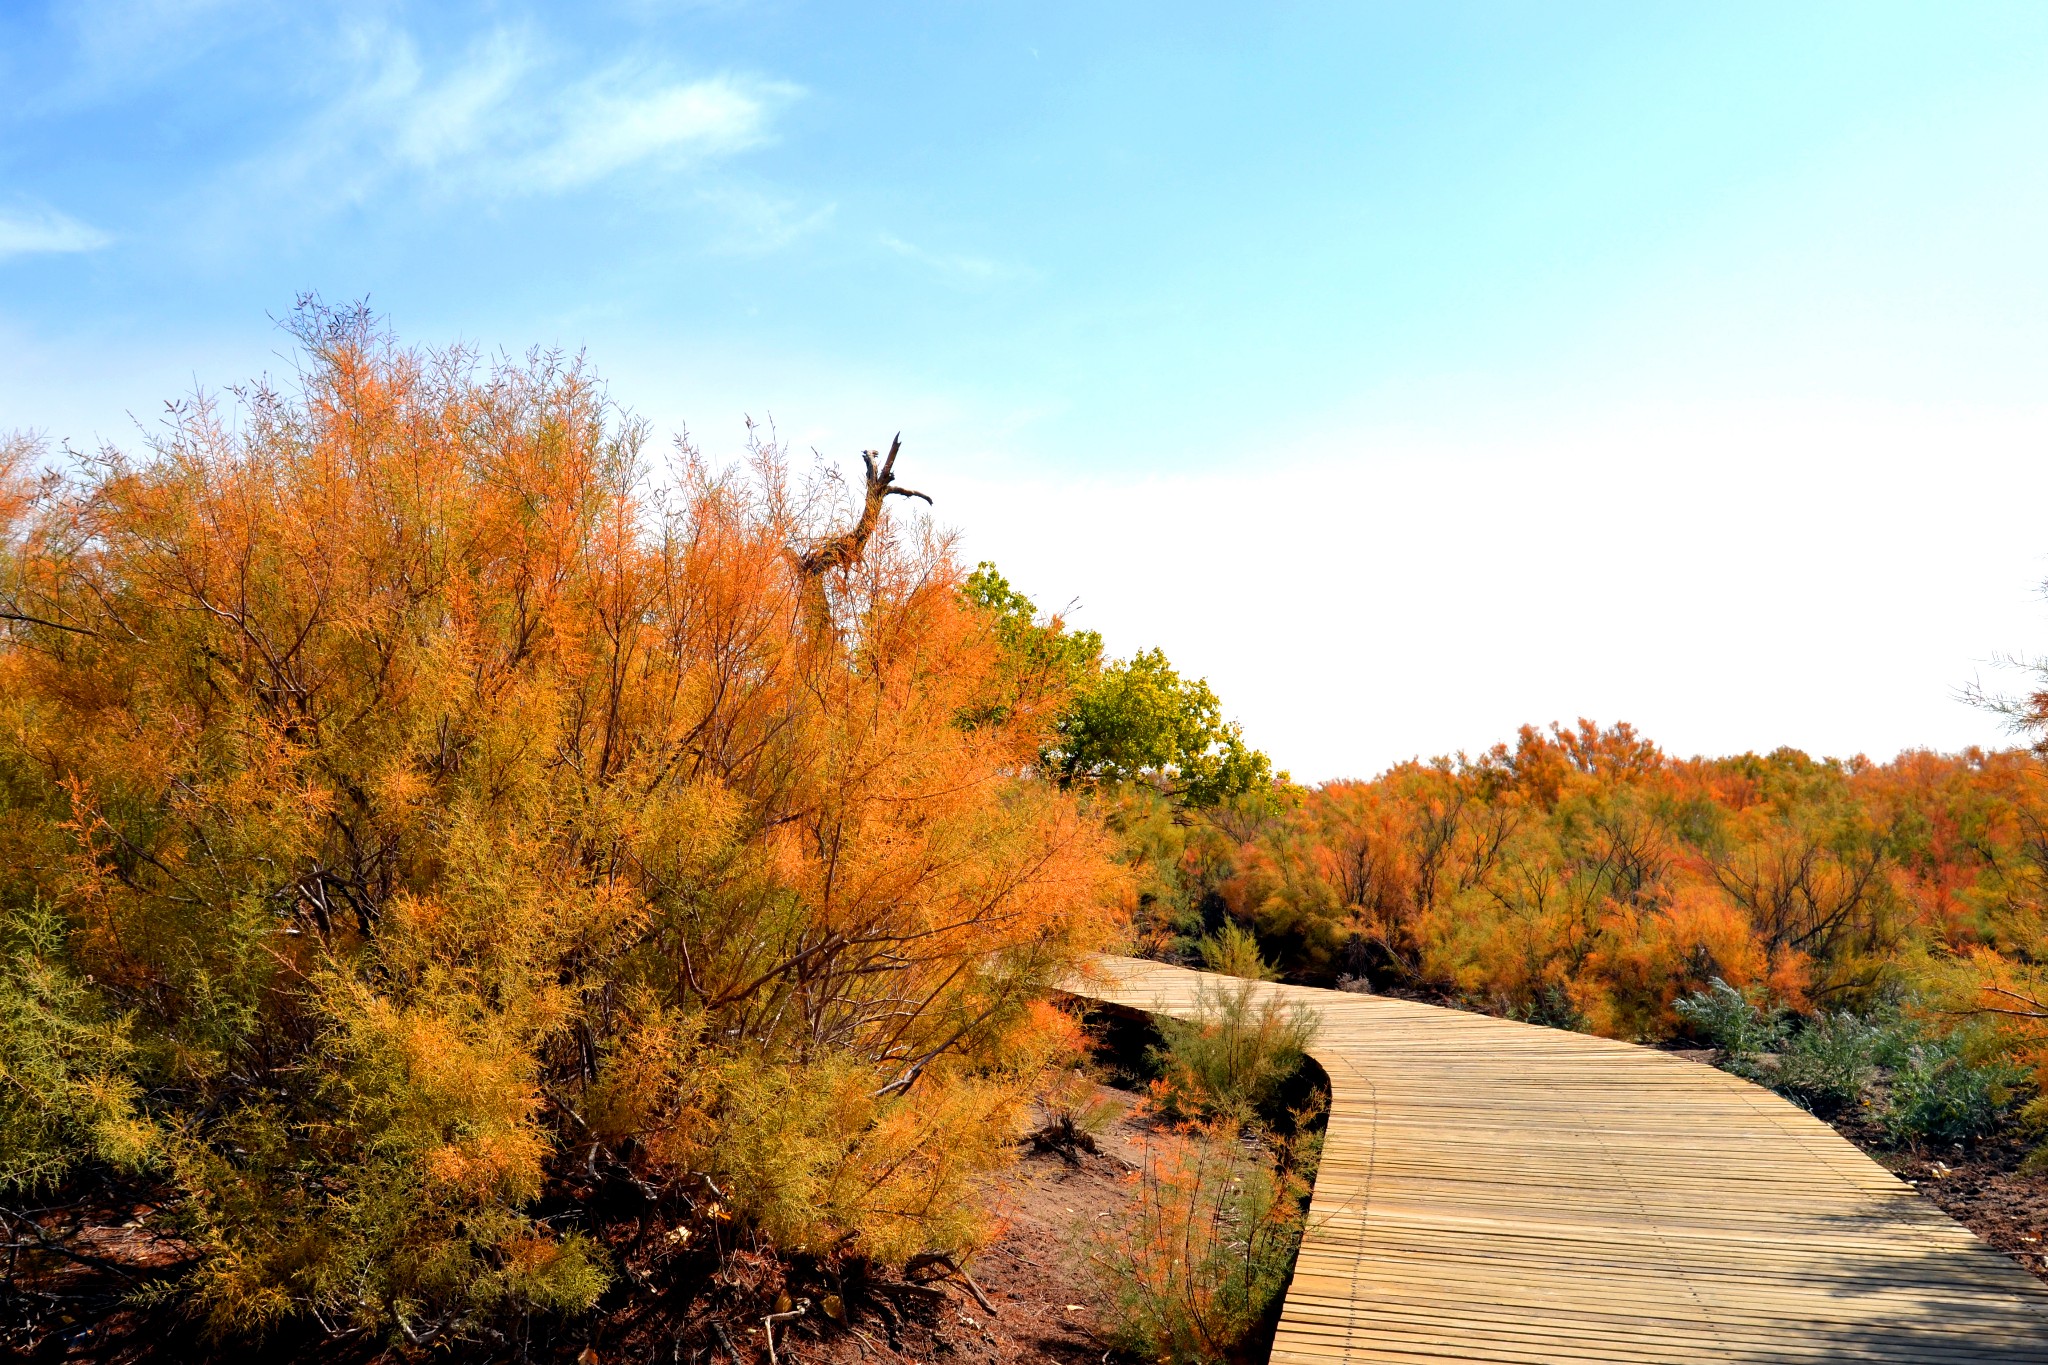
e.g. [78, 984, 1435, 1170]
[1066, 956, 2048, 1363]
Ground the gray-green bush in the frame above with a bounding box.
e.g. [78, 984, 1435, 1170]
[1775, 1012, 1882, 1117]
[1510, 983, 1590, 1033]
[1673, 982, 2033, 1145]
[1674, 978, 1786, 1078]
[1882, 1036, 2027, 1147]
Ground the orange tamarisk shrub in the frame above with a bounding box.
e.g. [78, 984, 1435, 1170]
[1939, 693, 2048, 1140]
[1088, 1120, 1308, 1365]
[1134, 721, 2048, 1051]
[0, 304, 1122, 1346]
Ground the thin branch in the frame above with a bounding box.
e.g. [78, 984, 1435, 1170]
[0, 610, 98, 637]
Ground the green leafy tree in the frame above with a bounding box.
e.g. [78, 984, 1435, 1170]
[959, 563, 1102, 729]
[963, 564, 1274, 808]
[1052, 647, 1271, 807]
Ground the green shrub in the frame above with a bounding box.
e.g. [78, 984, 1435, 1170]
[1197, 922, 1277, 982]
[1510, 984, 1589, 1033]
[0, 902, 154, 1191]
[1149, 979, 1317, 1125]
[1089, 1123, 1305, 1365]
[1861, 994, 1926, 1070]
[1775, 1012, 1882, 1117]
[1674, 978, 1786, 1077]
[1684, 985, 2033, 1145]
[1881, 1037, 2028, 1147]
[1674, 983, 2029, 1143]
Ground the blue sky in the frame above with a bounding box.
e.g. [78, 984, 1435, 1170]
[7, 2, 2048, 778]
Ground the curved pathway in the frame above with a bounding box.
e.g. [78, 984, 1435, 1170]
[1067, 956, 2048, 1363]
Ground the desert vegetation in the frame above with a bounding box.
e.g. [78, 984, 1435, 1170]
[7, 304, 2048, 1360]
[0, 307, 1151, 1357]
[1081, 954, 1323, 1365]
[1115, 719, 2048, 1166]
[1676, 978, 2027, 1143]
[1086, 1124, 1308, 1365]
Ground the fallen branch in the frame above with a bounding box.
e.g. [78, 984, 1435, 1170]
[904, 1252, 997, 1317]
[764, 1297, 808, 1365]
[876, 1281, 948, 1304]
[1026, 1114, 1101, 1165]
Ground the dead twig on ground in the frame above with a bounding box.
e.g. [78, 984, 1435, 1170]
[904, 1252, 997, 1317]
[763, 1297, 808, 1365]
[1026, 1114, 1101, 1165]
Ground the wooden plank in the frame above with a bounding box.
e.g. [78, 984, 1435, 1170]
[1064, 955, 2048, 1363]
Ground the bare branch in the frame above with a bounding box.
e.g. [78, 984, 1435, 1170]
[0, 609, 97, 637]
[797, 434, 931, 578]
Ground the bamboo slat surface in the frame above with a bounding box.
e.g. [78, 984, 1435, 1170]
[1065, 955, 2048, 1363]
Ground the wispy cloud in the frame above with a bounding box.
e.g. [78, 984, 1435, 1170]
[271, 24, 799, 207]
[53, 0, 267, 96]
[699, 186, 837, 254]
[0, 206, 113, 260]
[530, 71, 788, 189]
[879, 234, 1024, 284]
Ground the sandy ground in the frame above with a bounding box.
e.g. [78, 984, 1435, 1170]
[762, 1085, 1158, 1365]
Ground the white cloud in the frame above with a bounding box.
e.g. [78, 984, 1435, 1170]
[271, 25, 798, 208]
[879, 233, 1021, 283]
[0, 207, 113, 260]
[531, 69, 791, 190]
[381, 28, 528, 171]
[49, 0, 269, 103]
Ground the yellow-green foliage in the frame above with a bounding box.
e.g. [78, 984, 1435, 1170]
[1148, 978, 1317, 1125]
[1197, 921, 1277, 981]
[0, 903, 154, 1190]
[716, 1057, 1016, 1261]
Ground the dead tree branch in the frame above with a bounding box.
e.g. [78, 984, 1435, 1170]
[797, 436, 929, 578]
